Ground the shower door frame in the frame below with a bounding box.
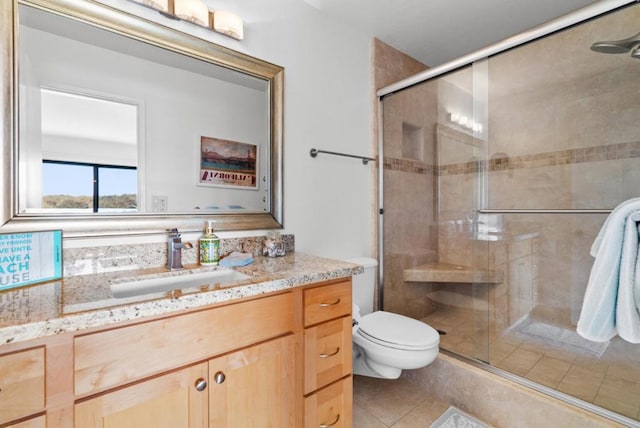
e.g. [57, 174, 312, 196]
[376, 0, 638, 425]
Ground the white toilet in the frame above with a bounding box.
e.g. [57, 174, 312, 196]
[346, 257, 439, 379]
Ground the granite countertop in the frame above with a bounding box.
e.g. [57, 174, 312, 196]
[0, 253, 362, 345]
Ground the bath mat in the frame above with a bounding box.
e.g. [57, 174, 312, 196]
[515, 319, 608, 358]
[430, 406, 489, 428]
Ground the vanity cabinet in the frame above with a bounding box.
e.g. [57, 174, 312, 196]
[74, 293, 294, 396]
[74, 335, 295, 428]
[73, 292, 295, 428]
[0, 276, 353, 427]
[303, 280, 353, 428]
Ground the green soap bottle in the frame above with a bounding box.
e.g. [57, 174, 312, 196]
[199, 220, 220, 265]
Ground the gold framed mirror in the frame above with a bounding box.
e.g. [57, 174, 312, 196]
[1, 0, 283, 237]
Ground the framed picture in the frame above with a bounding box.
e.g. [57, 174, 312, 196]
[198, 136, 258, 190]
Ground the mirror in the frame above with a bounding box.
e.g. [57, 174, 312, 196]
[1, 0, 283, 236]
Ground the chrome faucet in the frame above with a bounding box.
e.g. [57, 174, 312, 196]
[167, 228, 192, 270]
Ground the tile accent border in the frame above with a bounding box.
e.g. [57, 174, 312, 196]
[384, 140, 640, 177]
[384, 157, 435, 175]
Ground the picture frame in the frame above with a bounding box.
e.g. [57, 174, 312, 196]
[198, 136, 258, 190]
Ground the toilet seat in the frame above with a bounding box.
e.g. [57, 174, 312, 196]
[356, 311, 439, 351]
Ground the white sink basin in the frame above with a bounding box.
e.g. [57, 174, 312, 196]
[110, 269, 251, 298]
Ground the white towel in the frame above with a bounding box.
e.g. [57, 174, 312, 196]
[577, 198, 640, 343]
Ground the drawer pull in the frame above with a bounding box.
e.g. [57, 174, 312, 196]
[319, 347, 340, 358]
[194, 378, 207, 391]
[319, 298, 341, 307]
[214, 371, 226, 384]
[319, 413, 340, 428]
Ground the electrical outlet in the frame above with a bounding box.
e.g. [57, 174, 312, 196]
[152, 195, 168, 213]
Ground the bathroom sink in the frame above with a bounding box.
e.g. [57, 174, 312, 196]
[110, 269, 251, 298]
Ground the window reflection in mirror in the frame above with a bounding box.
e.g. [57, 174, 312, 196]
[35, 89, 139, 214]
[42, 161, 138, 213]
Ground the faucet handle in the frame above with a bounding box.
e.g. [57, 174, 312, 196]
[167, 228, 180, 237]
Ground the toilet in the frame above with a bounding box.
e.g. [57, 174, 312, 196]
[346, 257, 439, 379]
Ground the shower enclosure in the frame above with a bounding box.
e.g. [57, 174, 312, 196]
[378, 1, 640, 424]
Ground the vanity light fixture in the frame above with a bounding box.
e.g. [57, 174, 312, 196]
[174, 0, 209, 26]
[448, 111, 483, 134]
[212, 10, 244, 40]
[129, 0, 245, 40]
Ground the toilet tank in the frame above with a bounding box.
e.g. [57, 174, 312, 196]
[344, 257, 378, 316]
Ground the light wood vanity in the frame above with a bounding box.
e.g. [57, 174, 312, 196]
[0, 270, 355, 428]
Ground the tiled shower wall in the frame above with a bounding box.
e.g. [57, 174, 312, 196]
[382, 3, 640, 328]
[373, 39, 436, 318]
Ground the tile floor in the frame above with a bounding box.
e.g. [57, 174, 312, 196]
[353, 373, 456, 427]
[422, 306, 640, 421]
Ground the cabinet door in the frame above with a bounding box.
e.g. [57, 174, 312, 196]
[209, 335, 296, 427]
[75, 362, 208, 428]
[0, 347, 45, 425]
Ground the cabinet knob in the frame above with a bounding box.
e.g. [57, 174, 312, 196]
[214, 371, 226, 384]
[319, 298, 341, 307]
[319, 413, 340, 428]
[194, 378, 208, 391]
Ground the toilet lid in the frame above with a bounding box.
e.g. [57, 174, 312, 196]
[357, 311, 439, 350]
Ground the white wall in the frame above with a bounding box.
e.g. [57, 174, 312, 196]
[95, 0, 374, 259]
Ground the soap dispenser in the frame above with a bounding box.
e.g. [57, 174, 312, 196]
[199, 220, 220, 265]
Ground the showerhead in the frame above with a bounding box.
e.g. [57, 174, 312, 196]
[590, 32, 640, 54]
[632, 45, 640, 59]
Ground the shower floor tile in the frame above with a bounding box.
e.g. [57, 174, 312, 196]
[524, 356, 572, 389]
[421, 306, 640, 423]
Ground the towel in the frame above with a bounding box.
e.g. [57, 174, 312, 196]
[218, 251, 254, 267]
[577, 197, 640, 343]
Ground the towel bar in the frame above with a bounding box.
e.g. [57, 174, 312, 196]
[310, 148, 376, 165]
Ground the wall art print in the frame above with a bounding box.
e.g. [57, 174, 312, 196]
[199, 136, 258, 190]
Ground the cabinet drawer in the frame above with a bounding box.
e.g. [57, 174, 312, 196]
[304, 376, 352, 428]
[0, 347, 45, 425]
[304, 280, 351, 327]
[304, 317, 352, 394]
[75, 292, 294, 396]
